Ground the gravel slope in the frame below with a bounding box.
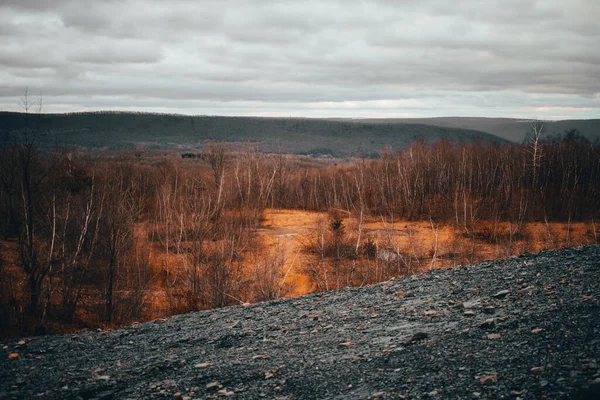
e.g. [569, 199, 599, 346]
[1, 246, 599, 400]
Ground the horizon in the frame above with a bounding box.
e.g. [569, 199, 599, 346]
[1, 0, 599, 120]
[1, 109, 597, 123]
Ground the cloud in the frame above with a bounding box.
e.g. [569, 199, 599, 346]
[0, 0, 598, 119]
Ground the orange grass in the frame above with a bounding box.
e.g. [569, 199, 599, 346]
[2, 209, 597, 333]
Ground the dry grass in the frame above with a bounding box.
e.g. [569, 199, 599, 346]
[133, 210, 600, 304]
[2, 209, 597, 333]
[257, 210, 598, 296]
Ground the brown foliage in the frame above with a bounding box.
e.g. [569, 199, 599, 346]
[1, 134, 599, 337]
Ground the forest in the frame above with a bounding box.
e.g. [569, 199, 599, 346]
[1, 122, 599, 338]
[0, 111, 506, 156]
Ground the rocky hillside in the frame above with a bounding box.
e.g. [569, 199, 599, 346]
[1, 246, 599, 399]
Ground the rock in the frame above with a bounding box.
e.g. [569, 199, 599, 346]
[463, 300, 481, 309]
[405, 332, 428, 344]
[583, 361, 598, 371]
[206, 382, 220, 389]
[8, 353, 19, 359]
[480, 318, 496, 329]
[463, 310, 476, 317]
[487, 333, 501, 340]
[217, 389, 235, 396]
[483, 306, 496, 315]
[531, 366, 545, 373]
[231, 320, 242, 329]
[194, 362, 213, 368]
[480, 374, 498, 385]
[173, 392, 183, 400]
[493, 290, 511, 299]
[531, 328, 543, 334]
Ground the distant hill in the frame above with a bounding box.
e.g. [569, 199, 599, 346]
[0, 112, 506, 157]
[347, 117, 600, 143]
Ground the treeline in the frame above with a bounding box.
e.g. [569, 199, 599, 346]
[0, 131, 599, 337]
[275, 136, 600, 223]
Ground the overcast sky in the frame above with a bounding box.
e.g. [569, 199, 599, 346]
[1, 0, 599, 119]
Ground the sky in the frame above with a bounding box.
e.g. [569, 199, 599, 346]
[0, 0, 599, 120]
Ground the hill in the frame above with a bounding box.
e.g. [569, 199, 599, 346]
[0, 112, 506, 157]
[349, 117, 600, 143]
[1, 245, 599, 399]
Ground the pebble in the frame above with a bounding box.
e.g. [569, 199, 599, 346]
[480, 318, 496, 329]
[194, 362, 213, 368]
[463, 300, 481, 309]
[405, 332, 428, 344]
[480, 374, 498, 385]
[493, 290, 511, 299]
[583, 361, 597, 370]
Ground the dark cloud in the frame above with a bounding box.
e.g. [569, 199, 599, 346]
[0, 0, 598, 119]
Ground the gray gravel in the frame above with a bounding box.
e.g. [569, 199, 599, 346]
[1, 245, 600, 399]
